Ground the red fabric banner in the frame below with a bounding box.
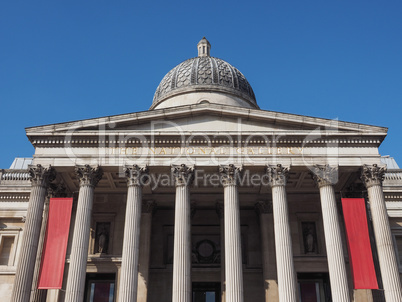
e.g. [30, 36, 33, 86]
[38, 198, 73, 289]
[341, 198, 378, 289]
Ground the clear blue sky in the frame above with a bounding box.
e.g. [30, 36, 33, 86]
[1, 1, 402, 168]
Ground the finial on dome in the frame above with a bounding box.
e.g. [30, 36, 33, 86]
[197, 37, 211, 57]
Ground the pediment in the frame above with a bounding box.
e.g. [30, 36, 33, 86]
[26, 103, 387, 144]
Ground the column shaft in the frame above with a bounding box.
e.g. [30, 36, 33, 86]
[171, 165, 193, 302]
[271, 185, 297, 302]
[367, 184, 402, 301]
[11, 165, 55, 302]
[65, 164, 102, 302]
[216, 204, 226, 302]
[220, 164, 244, 302]
[118, 184, 143, 302]
[224, 185, 244, 302]
[12, 185, 47, 302]
[65, 184, 95, 302]
[318, 184, 350, 302]
[172, 184, 192, 302]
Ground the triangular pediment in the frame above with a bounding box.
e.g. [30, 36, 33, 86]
[26, 103, 387, 138]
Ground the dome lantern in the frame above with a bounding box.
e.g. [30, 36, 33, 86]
[197, 37, 211, 57]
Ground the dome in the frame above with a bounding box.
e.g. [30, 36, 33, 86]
[150, 38, 258, 110]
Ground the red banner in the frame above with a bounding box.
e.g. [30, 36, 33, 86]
[38, 198, 73, 289]
[341, 198, 378, 289]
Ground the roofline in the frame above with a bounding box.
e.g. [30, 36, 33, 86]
[25, 102, 388, 134]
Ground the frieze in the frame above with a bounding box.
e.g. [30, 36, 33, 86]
[107, 146, 304, 156]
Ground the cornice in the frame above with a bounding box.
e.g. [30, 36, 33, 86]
[28, 134, 384, 148]
[26, 103, 387, 135]
[0, 195, 30, 202]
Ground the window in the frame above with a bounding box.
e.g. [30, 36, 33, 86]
[0, 231, 19, 267]
[0, 236, 14, 265]
[393, 233, 402, 269]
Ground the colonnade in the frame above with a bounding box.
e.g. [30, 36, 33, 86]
[11, 163, 402, 302]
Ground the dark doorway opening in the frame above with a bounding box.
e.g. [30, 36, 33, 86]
[84, 273, 116, 302]
[298, 272, 332, 302]
[192, 282, 221, 302]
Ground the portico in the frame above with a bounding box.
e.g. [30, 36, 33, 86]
[11, 159, 402, 302]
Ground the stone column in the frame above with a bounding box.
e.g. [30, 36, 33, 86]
[219, 164, 244, 302]
[266, 164, 297, 302]
[118, 165, 148, 302]
[255, 201, 278, 302]
[65, 165, 103, 302]
[11, 165, 56, 302]
[312, 165, 350, 302]
[216, 203, 225, 302]
[30, 183, 66, 302]
[137, 200, 156, 302]
[171, 164, 194, 302]
[29, 197, 49, 302]
[361, 164, 402, 302]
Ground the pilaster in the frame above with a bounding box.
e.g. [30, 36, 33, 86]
[216, 202, 225, 302]
[255, 201, 278, 302]
[137, 200, 156, 302]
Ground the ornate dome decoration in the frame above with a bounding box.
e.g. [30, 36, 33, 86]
[151, 37, 258, 110]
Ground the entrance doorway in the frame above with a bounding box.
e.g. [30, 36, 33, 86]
[298, 273, 332, 302]
[192, 282, 221, 302]
[84, 273, 116, 302]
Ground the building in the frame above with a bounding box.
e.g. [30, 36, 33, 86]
[0, 37, 401, 302]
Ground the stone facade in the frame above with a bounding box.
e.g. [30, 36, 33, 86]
[1, 38, 402, 302]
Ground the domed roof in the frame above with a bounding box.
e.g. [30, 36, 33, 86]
[151, 38, 257, 110]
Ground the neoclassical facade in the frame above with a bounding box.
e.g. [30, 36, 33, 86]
[1, 38, 402, 302]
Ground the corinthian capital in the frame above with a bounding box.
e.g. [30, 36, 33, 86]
[47, 182, 67, 198]
[142, 200, 156, 214]
[361, 164, 386, 189]
[172, 164, 194, 187]
[266, 164, 288, 187]
[75, 165, 103, 187]
[255, 201, 273, 215]
[125, 165, 149, 187]
[219, 164, 242, 187]
[311, 165, 338, 188]
[28, 164, 56, 187]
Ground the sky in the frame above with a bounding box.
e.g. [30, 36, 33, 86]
[1, 1, 402, 169]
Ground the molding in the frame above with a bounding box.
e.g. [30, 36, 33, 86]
[26, 103, 387, 135]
